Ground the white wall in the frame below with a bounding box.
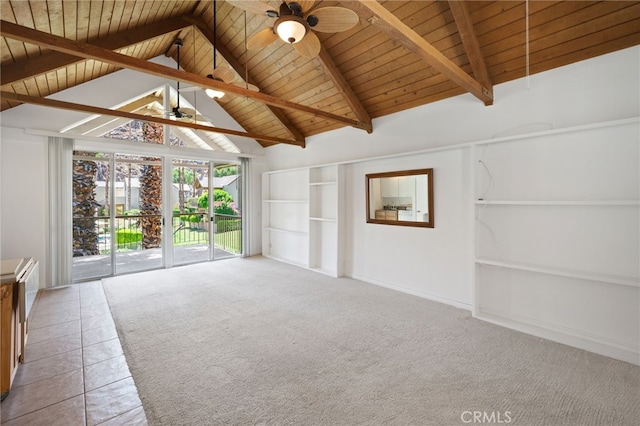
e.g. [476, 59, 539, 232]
[346, 149, 472, 308]
[0, 127, 49, 288]
[264, 46, 640, 363]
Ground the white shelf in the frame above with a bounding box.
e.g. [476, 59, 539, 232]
[475, 258, 640, 288]
[309, 217, 336, 222]
[263, 199, 308, 203]
[309, 181, 336, 186]
[264, 227, 308, 236]
[475, 200, 640, 206]
[263, 164, 344, 278]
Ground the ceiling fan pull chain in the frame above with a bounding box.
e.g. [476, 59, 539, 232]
[213, 0, 217, 70]
[176, 39, 181, 109]
[244, 11, 249, 91]
[525, 0, 530, 90]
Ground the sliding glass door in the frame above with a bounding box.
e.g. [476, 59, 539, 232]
[71, 151, 112, 280]
[113, 154, 164, 275]
[171, 159, 243, 266]
[72, 152, 242, 282]
[72, 152, 164, 281]
[172, 159, 211, 265]
[211, 163, 243, 261]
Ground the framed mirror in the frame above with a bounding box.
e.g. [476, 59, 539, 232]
[366, 168, 434, 228]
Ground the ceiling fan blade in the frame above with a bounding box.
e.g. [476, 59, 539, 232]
[293, 30, 320, 58]
[212, 66, 236, 83]
[247, 27, 278, 50]
[215, 92, 234, 103]
[140, 109, 168, 118]
[170, 107, 193, 119]
[231, 82, 260, 92]
[171, 108, 210, 121]
[226, 0, 276, 16]
[296, 0, 316, 13]
[309, 7, 359, 33]
[175, 107, 193, 115]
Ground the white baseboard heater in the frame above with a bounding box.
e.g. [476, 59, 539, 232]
[18, 258, 39, 324]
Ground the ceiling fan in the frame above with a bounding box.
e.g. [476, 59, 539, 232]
[228, 0, 359, 58]
[182, 0, 259, 101]
[180, 66, 257, 103]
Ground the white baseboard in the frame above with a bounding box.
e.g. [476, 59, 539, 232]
[351, 274, 472, 311]
[477, 307, 640, 366]
[262, 254, 307, 270]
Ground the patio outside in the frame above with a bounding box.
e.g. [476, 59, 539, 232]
[72, 212, 241, 282]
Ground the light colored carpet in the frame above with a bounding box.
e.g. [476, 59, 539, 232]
[102, 256, 639, 426]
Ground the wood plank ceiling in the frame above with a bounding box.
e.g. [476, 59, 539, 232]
[1, 1, 639, 148]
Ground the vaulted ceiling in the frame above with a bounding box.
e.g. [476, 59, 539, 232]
[1, 1, 639, 148]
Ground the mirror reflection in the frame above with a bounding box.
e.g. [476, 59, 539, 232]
[366, 168, 434, 228]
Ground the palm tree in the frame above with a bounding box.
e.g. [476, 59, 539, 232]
[72, 153, 100, 256]
[139, 122, 163, 249]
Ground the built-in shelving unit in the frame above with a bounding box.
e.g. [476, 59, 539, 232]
[472, 120, 640, 363]
[262, 168, 309, 268]
[262, 164, 344, 277]
[308, 165, 344, 276]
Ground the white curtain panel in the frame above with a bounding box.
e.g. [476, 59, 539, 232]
[48, 136, 73, 286]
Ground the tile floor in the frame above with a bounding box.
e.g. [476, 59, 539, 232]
[0, 282, 148, 425]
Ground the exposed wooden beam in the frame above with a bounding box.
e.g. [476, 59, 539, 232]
[0, 20, 367, 132]
[317, 45, 373, 133]
[0, 91, 304, 147]
[448, 0, 493, 94]
[349, 1, 493, 106]
[184, 16, 307, 145]
[1, 16, 193, 87]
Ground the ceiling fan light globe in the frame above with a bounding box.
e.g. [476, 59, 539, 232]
[206, 88, 226, 99]
[275, 17, 307, 44]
